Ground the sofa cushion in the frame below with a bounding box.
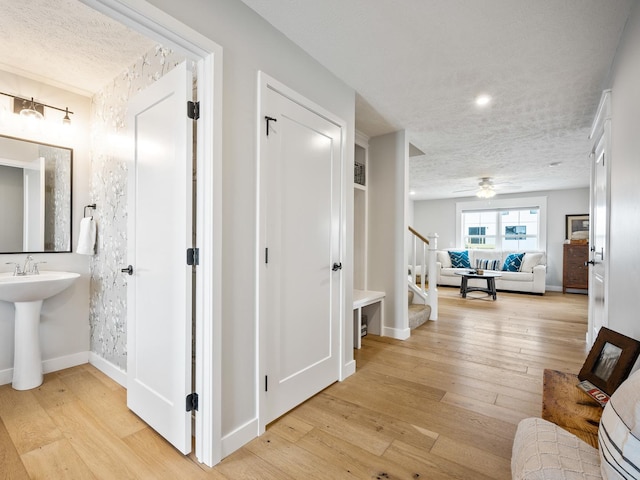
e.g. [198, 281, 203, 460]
[449, 250, 471, 268]
[598, 369, 640, 479]
[499, 271, 534, 282]
[437, 250, 452, 268]
[503, 253, 524, 272]
[521, 252, 545, 273]
[475, 258, 501, 271]
[512, 417, 601, 480]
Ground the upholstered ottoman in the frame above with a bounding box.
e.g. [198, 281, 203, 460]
[512, 418, 601, 479]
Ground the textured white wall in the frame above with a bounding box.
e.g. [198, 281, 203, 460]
[412, 188, 589, 290]
[608, 1, 640, 341]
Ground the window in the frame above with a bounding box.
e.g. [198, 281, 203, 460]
[461, 207, 540, 250]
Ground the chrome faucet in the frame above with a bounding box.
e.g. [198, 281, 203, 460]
[4, 255, 44, 276]
[22, 255, 33, 275]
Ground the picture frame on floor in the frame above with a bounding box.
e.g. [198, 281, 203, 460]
[578, 327, 640, 395]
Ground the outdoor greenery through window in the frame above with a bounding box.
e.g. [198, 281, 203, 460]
[462, 208, 540, 250]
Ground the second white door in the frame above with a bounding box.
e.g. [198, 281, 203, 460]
[260, 77, 343, 425]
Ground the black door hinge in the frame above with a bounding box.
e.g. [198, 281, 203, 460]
[186, 392, 199, 412]
[187, 101, 200, 120]
[187, 247, 199, 266]
[265, 116, 277, 136]
[265, 248, 269, 264]
[265, 375, 268, 392]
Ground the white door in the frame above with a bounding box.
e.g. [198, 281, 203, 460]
[260, 79, 343, 425]
[126, 62, 193, 454]
[588, 91, 611, 346]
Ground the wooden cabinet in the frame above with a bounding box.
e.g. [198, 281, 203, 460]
[563, 243, 589, 293]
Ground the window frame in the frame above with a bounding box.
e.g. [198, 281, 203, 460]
[456, 196, 547, 250]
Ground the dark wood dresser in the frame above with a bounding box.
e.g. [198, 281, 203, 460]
[563, 243, 589, 293]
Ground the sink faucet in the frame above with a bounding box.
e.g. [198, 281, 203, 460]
[4, 255, 44, 276]
[22, 255, 33, 276]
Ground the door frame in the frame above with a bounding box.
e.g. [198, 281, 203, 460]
[587, 90, 611, 347]
[81, 0, 223, 466]
[256, 71, 347, 433]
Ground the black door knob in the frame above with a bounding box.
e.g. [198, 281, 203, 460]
[332, 262, 342, 271]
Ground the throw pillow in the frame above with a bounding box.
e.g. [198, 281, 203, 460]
[502, 253, 524, 272]
[475, 258, 501, 271]
[437, 251, 452, 268]
[448, 250, 471, 269]
[598, 369, 640, 479]
[520, 252, 544, 273]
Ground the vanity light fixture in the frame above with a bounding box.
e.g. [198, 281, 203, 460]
[20, 97, 44, 120]
[0, 91, 74, 125]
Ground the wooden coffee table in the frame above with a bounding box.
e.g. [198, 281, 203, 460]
[455, 271, 502, 300]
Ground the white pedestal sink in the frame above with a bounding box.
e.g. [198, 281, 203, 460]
[0, 271, 80, 390]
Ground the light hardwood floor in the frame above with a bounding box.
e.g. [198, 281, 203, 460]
[0, 288, 588, 479]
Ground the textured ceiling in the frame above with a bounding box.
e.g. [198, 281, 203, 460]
[0, 0, 155, 96]
[240, 0, 633, 199]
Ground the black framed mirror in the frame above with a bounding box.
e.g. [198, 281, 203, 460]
[0, 134, 72, 253]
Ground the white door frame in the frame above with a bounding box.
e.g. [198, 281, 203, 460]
[256, 71, 347, 433]
[81, 0, 223, 466]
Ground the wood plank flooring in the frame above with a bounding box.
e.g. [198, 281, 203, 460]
[0, 288, 588, 479]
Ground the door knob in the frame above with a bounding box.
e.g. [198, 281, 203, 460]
[121, 265, 133, 275]
[585, 260, 596, 266]
[332, 262, 342, 271]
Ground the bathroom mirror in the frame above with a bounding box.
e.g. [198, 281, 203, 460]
[0, 134, 72, 253]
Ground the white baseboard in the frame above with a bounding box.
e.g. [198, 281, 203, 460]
[382, 326, 411, 340]
[341, 359, 356, 379]
[0, 351, 90, 386]
[221, 418, 258, 458]
[0, 368, 12, 386]
[546, 285, 562, 292]
[89, 352, 127, 388]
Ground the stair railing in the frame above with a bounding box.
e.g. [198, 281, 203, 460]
[408, 226, 438, 320]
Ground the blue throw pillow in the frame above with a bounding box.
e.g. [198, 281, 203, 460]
[449, 250, 471, 268]
[502, 253, 524, 272]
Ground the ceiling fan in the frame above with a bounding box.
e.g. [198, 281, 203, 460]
[453, 177, 516, 198]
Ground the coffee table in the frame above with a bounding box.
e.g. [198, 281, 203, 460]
[454, 271, 502, 300]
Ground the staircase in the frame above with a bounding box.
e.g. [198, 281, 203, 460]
[408, 289, 431, 329]
[408, 226, 438, 323]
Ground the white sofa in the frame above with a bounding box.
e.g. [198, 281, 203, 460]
[436, 249, 546, 294]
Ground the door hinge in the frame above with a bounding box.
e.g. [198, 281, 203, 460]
[186, 392, 199, 412]
[187, 247, 199, 266]
[265, 375, 268, 392]
[187, 101, 200, 120]
[265, 247, 269, 264]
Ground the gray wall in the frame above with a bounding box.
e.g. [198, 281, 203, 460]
[412, 187, 589, 290]
[368, 131, 409, 336]
[608, 0, 640, 341]
[0, 165, 23, 250]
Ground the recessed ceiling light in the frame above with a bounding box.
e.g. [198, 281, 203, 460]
[409, 190, 416, 196]
[475, 94, 492, 107]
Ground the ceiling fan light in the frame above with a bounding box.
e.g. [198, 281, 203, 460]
[476, 186, 496, 198]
